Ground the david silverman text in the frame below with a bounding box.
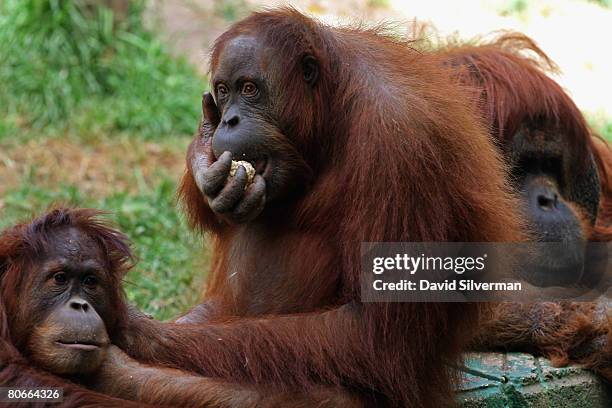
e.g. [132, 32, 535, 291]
[372, 280, 522, 291]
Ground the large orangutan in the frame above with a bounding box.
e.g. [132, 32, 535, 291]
[436, 35, 612, 376]
[0, 208, 355, 407]
[82, 7, 523, 407]
[440, 34, 612, 287]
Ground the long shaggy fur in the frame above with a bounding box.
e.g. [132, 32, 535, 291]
[439, 34, 612, 380]
[439, 33, 612, 240]
[592, 139, 612, 241]
[0, 208, 141, 407]
[474, 301, 612, 381]
[170, 8, 525, 407]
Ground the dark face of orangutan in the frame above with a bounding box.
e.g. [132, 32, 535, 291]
[13, 227, 112, 376]
[193, 35, 315, 223]
[509, 124, 600, 286]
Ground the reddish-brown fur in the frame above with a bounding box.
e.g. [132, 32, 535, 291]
[592, 139, 612, 241]
[475, 301, 612, 381]
[0, 346, 145, 408]
[0, 12, 610, 407]
[437, 35, 612, 380]
[438, 33, 612, 240]
[0, 209, 360, 407]
[0, 209, 143, 407]
[112, 8, 524, 408]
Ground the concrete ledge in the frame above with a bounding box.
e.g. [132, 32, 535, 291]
[458, 352, 612, 407]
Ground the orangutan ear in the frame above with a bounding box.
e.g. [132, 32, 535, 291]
[302, 55, 319, 87]
[202, 92, 221, 126]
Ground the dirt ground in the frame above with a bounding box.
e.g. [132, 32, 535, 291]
[0, 136, 187, 198]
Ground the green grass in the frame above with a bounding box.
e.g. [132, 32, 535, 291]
[0, 174, 207, 321]
[0, 0, 206, 141]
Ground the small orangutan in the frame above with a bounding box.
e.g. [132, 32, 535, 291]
[0, 208, 143, 407]
[0, 208, 354, 407]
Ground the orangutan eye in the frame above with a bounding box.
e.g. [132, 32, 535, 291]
[53, 272, 67, 285]
[83, 275, 98, 288]
[216, 84, 229, 97]
[242, 82, 258, 96]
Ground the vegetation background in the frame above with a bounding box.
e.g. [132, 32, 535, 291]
[1, 0, 610, 320]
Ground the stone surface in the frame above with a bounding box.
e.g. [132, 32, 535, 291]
[458, 352, 612, 407]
